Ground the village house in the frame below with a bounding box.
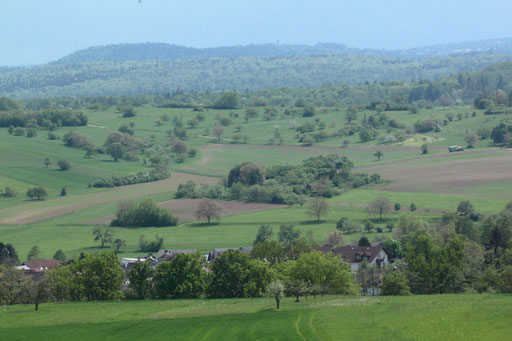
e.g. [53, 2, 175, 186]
[314, 244, 391, 271]
[16, 259, 60, 273]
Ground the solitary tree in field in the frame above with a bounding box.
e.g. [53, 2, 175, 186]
[465, 132, 478, 148]
[195, 199, 223, 224]
[394, 203, 401, 213]
[57, 159, 71, 171]
[106, 142, 124, 162]
[267, 280, 285, 309]
[421, 143, 429, 154]
[367, 197, 393, 219]
[307, 197, 329, 221]
[374, 150, 383, 161]
[92, 225, 114, 248]
[410, 203, 417, 212]
[112, 238, 127, 253]
[345, 106, 358, 123]
[213, 125, 224, 141]
[44, 157, 50, 168]
[26, 186, 47, 200]
[171, 138, 188, 154]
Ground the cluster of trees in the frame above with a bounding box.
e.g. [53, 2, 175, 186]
[0, 247, 356, 310]
[176, 155, 381, 205]
[0, 108, 87, 128]
[91, 167, 169, 188]
[110, 199, 178, 227]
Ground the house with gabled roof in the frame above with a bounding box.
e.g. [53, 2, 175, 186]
[314, 244, 391, 271]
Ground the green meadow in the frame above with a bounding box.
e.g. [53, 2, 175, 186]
[0, 294, 510, 340]
[1, 105, 511, 259]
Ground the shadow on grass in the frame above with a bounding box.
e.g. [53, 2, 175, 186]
[188, 222, 221, 228]
[300, 220, 324, 225]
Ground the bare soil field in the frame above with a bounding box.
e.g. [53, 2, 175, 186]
[359, 149, 512, 194]
[0, 172, 219, 225]
[86, 199, 286, 225]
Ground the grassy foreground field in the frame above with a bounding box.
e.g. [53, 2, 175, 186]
[0, 294, 510, 340]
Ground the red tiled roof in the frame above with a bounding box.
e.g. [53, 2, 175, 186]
[23, 259, 60, 272]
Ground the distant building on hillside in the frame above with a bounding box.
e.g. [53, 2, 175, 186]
[314, 244, 390, 271]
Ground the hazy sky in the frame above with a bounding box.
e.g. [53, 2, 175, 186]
[3, 0, 512, 66]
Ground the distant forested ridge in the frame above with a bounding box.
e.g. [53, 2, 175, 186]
[54, 39, 512, 63]
[1, 53, 512, 99]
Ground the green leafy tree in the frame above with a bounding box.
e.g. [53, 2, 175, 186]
[267, 280, 285, 309]
[53, 249, 67, 262]
[289, 251, 356, 297]
[26, 246, 41, 261]
[457, 200, 475, 216]
[278, 225, 301, 245]
[358, 236, 371, 247]
[374, 150, 383, 161]
[0, 243, 19, 266]
[406, 233, 465, 294]
[57, 159, 71, 171]
[44, 157, 50, 168]
[71, 251, 124, 301]
[409, 203, 417, 212]
[251, 240, 284, 265]
[394, 203, 401, 213]
[421, 143, 429, 154]
[127, 261, 154, 299]
[26, 186, 47, 200]
[208, 250, 271, 298]
[381, 271, 411, 295]
[92, 225, 114, 248]
[254, 225, 273, 244]
[214, 91, 240, 109]
[154, 253, 207, 299]
[106, 142, 124, 161]
[112, 238, 126, 252]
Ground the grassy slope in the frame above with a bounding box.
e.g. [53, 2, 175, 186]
[0, 294, 510, 340]
[1, 105, 511, 258]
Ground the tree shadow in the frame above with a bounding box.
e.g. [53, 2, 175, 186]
[300, 220, 324, 225]
[188, 222, 221, 228]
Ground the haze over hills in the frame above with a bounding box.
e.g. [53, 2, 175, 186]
[54, 38, 512, 64]
[2, 38, 512, 98]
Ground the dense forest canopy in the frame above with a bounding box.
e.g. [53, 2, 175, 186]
[2, 42, 512, 98]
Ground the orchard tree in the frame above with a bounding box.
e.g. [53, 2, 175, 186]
[106, 142, 124, 162]
[421, 143, 429, 154]
[44, 157, 50, 168]
[394, 203, 401, 213]
[465, 132, 478, 148]
[92, 225, 114, 248]
[267, 280, 285, 309]
[195, 199, 223, 224]
[307, 197, 329, 221]
[26, 186, 47, 200]
[367, 197, 392, 219]
[171, 138, 188, 154]
[57, 159, 71, 171]
[374, 150, 383, 161]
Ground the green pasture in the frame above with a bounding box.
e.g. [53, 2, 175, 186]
[0, 294, 510, 340]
